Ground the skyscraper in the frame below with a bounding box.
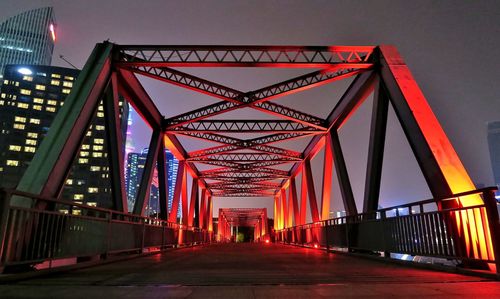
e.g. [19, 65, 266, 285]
[0, 7, 56, 80]
[487, 121, 500, 198]
[125, 148, 179, 217]
[0, 64, 128, 209]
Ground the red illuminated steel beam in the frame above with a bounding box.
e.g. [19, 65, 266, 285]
[320, 134, 333, 220]
[116, 45, 375, 67]
[167, 120, 325, 133]
[188, 153, 301, 162]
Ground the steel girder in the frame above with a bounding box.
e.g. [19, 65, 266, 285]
[116, 45, 375, 67]
[166, 120, 325, 133]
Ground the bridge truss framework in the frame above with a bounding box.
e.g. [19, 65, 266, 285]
[9, 43, 499, 271]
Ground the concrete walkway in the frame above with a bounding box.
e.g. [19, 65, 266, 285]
[0, 243, 499, 298]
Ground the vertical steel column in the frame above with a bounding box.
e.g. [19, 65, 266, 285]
[103, 73, 127, 212]
[199, 189, 207, 229]
[157, 137, 169, 220]
[303, 159, 320, 222]
[363, 77, 389, 213]
[262, 208, 268, 236]
[181, 165, 188, 225]
[273, 195, 279, 229]
[194, 184, 200, 228]
[300, 168, 308, 225]
[289, 177, 300, 227]
[287, 185, 294, 227]
[15, 42, 114, 205]
[320, 134, 333, 220]
[208, 195, 213, 232]
[133, 130, 162, 216]
[188, 178, 198, 227]
[329, 130, 357, 216]
[168, 160, 186, 223]
[280, 188, 288, 228]
[218, 209, 223, 241]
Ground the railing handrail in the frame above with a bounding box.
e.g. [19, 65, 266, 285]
[276, 187, 498, 231]
[0, 187, 205, 232]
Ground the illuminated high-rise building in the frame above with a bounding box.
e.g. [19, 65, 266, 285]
[125, 148, 179, 217]
[487, 121, 500, 199]
[0, 64, 128, 209]
[0, 7, 56, 80]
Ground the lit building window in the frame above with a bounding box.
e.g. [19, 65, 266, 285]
[63, 81, 73, 88]
[22, 76, 33, 82]
[47, 100, 57, 106]
[92, 152, 103, 158]
[3, 80, 8, 84]
[64, 76, 74, 80]
[90, 166, 101, 171]
[98, 105, 104, 111]
[51, 73, 61, 78]
[80, 151, 89, 157]
[35, 84, 46, 91]
[81, 144, 90, 150]
[66, 179, 73, 185]
[19, 89, 31, 96]
[0, 100, 4, 105]
[93, 145, 103, 151]
[33, 105, 42, 111]
[94, 138, 104, 144]
[50, 79, 60, 86]
[88, 187, 98, 193]
[95, 125, 105, 131]
[96, 112, 104, 118]
[6, 160, 19, 166]
[25, 139, 37, 145]
[30, 118, 40, 124]
[27, 132, 38, 138]
[9, 145, 22, 151]
[33, 98, 44, 104]
[74, 194, 84, 200]
[1, 93, 5, 98]
[86, 202, 97, 207]
[46, 106, 56, 112]
[86, 131, 92, 137]
[17, 103, 29, 109]
[14, 116, 26, 123]
[24, 146, 36, 153]
[62, 88, 71, 94]
[13, 123, 25, 130]
[78, 158, 88, 164]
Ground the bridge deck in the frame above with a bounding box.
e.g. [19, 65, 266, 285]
[1, 243, 499, 298]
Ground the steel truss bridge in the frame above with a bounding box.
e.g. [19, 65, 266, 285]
[0, 44, 498, 276]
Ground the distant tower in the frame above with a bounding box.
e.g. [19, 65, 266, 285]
[125, 148, 180, 217]
[0, 7, 56, 80]
[487, 121, 500, 197]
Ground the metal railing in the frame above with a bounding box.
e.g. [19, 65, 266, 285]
[275, 187, 500, 273]
[0, 188, 213, 272]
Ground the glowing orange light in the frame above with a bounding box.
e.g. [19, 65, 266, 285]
[265, 240, 270, 244]
[49, 24, 56, 42]
[314, 244, 318, 249]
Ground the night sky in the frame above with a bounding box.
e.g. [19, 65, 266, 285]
[1, 0, 499, 220]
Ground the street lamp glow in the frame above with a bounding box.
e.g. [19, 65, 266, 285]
[17, 67, 32, 75]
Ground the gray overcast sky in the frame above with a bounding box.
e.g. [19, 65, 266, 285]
[1, 0, 499, 220]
